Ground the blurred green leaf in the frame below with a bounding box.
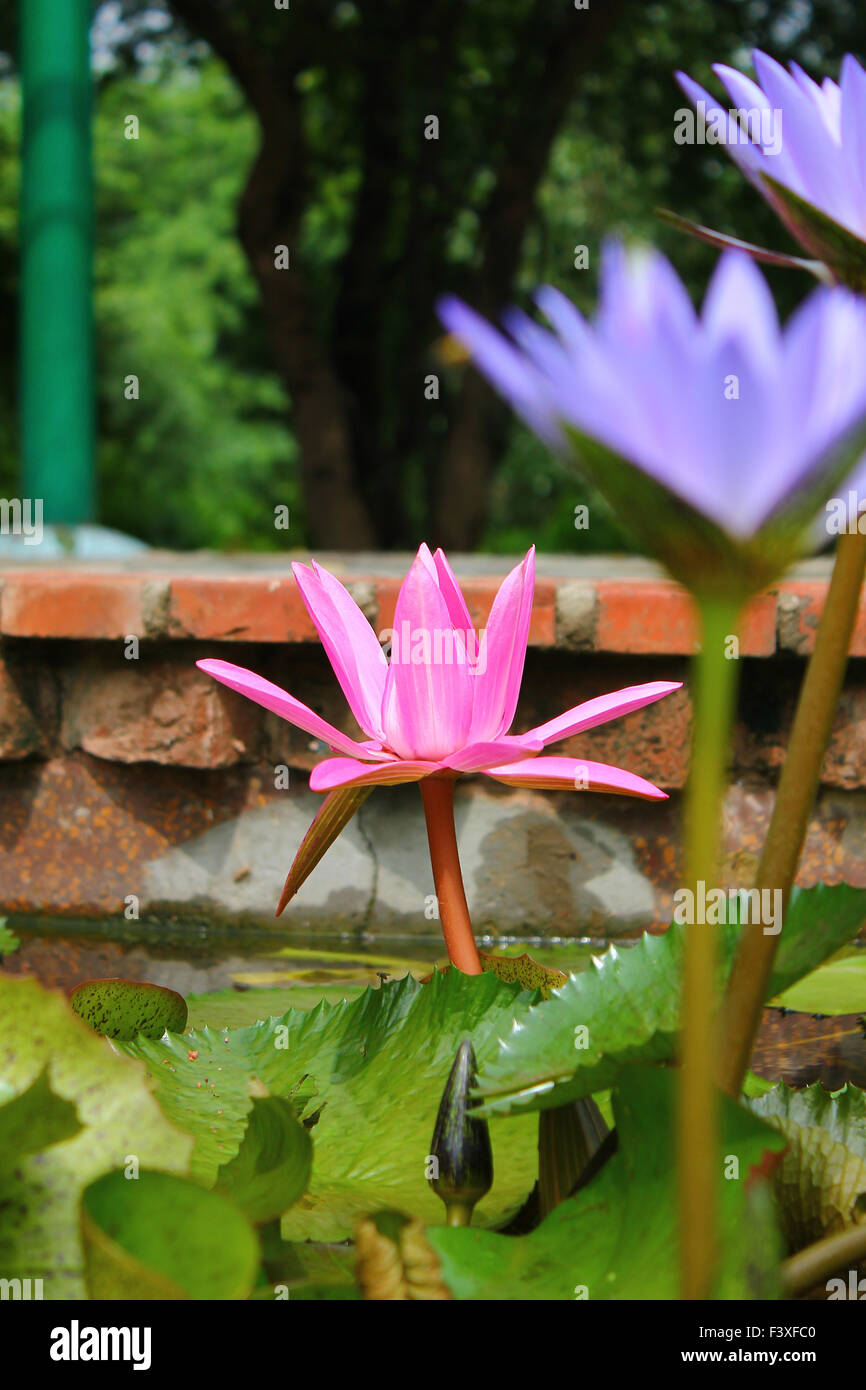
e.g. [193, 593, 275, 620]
[81, 1169, 258, 1300]
[0, 974, 191, 1299]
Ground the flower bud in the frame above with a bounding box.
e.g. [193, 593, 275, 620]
[428, 1039, 493, 1226]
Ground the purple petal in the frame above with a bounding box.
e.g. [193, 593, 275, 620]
[438, 296, 563, 448]
[701, 251, 780, 370]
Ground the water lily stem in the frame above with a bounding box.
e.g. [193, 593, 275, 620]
[718, 530, 866, 1098]
[780, 1221, 866, 1298]
[679, 597, 741, 1301]
[420, 777, 482, 975]
[444, 1201, 475, 1228]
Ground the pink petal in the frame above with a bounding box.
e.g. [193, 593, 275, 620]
[197, 659, 392, 760]
[309, 757, 439, 792]
[525, 681, 682, 746]
[468, 547, 535, 742]
[432, 548, 475, 634]
[380, 555, 474, 760]
[293, 561, 387, 739]
[443, 735, 544, 774]
[415, 542, 440, 583]
[481, 755, 668, 800]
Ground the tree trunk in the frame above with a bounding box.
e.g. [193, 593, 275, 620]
[168, 0, 377, 549]
[433, 0, 629, 548]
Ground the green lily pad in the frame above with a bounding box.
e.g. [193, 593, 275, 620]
[126, 969, 540, 1242]
[0, 974, 192, 1299]
[81, 1169, 259, 1300]
[429, 1065, 785, 1300]
[748, 1082, 866, 1248]
[256, 1227, 359, 1300]
[215, 1093, 312, 1224]
[772, 950, 866, 1015]
[186, 984, 368, 1029]
[476, 884, 866, 1116]
[70, 978, 188, 1040]
[480, 952, 568, 998]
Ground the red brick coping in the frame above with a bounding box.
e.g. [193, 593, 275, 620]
[0, 552, 850, 655]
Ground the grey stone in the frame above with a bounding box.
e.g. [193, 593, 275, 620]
[142, 793, 375, 928]
[140, 780, 658, 937]
[555, 580, 597, 650]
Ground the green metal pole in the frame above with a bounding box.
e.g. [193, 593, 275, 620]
[20, 0, 94, 524]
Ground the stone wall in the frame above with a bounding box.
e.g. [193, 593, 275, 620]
[1, 552, 865, 937]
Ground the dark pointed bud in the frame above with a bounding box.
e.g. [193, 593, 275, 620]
[428, 1039, 493, 1227]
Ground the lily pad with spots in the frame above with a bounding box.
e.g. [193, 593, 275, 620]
[70, 978, 188, 1040]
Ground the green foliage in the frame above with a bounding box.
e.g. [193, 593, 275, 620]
[125, 969, 541, 1240]
[2, 915, 865, 1300]
[0, 60, 299, 547]
[93, 63, 299, 547]
[748, 1082, 866, 1248]
[185, 982, 369, 1028]
[0, 920, 19, 956]
[0, 1068, 82, 1157]
[475, 884, 866, 1116]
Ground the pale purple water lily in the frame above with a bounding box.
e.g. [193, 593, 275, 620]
[676, 52, 866, 285]
[439, 244, 866, 592]
[198, 547, 676, 799]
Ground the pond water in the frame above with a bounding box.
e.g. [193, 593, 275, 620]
[3, 916, 608, 1026]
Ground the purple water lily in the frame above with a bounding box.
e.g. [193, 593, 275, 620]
[676, 52, 866, 285]
[439, 243, 866, 591]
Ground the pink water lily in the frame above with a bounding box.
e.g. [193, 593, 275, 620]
[197, 546, 680, 972]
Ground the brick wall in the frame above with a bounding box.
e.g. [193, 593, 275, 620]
[1, 553, 864, 934]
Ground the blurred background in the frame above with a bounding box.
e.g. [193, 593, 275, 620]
[0, 0, 864, 556]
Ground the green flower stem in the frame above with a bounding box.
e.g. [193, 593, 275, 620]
[679, 597, 742, 1301]
[420, 776, 482, 975]
[718, 530, 866, 1098]
[444, 1201, 474, 1228]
